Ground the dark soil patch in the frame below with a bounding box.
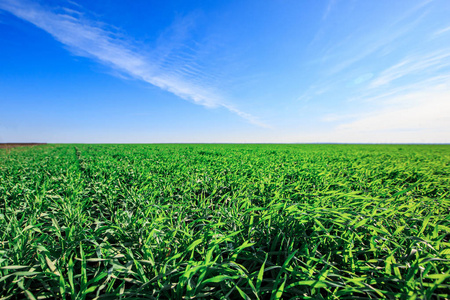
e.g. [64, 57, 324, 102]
[0, 143, 46, 149]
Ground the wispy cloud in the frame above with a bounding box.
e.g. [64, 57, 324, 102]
[325, 60, 450, 142]
[298, 0, 450, 143]
[369, 50, 450, 88]
[347, 73, 450, 106]
[432, 25, 450, 37]
[322, 0, 337, 21]
[318, 0, 433, 76]
[0, 0, 266, 126]
[332, 84, 450, 142]
[327, 18, 427, 75]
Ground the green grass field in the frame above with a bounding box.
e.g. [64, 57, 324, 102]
[1, 144, 449, 299]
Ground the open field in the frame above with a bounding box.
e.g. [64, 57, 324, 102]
[1, 144, 449, 299]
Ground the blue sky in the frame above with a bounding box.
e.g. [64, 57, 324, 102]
[1, 0, 449, 143]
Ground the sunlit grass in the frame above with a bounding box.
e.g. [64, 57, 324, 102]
[1, 144, 449, 299]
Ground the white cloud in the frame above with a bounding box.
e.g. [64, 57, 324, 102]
[321, 1, 433, 76]
[330, 84, 450, 143]
[309, 4, 450, 143]
[322, 0, 337, 21]
[432, 25, 450, 37]
[323, 47, 450, 143]
[0, 0, 266, 126]
[370, 50, 450, 88]
[321, 113, 358, 123]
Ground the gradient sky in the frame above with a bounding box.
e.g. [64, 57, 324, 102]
[1, 0, 449, 143]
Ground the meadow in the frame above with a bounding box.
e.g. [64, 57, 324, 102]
[0, 144, 449, 299]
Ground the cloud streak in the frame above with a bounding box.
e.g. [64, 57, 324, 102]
[322, 0, 337, 21]
[369, 50, 450, 88]
[297, 0, 450, 142]
[325, 53, 450, 142]
[316, 81, 450, 143]
[0, 0, 267, 127]
[332, 85, 450, 143]
[313, 0, 434, 76]
[432, 25, 450, 37]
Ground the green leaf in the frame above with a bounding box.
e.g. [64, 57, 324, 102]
[202, 275, 239, 284]
[256, 254, 268, 291]
[271, 275, 287, 300]
[0, 266, 29, 270]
